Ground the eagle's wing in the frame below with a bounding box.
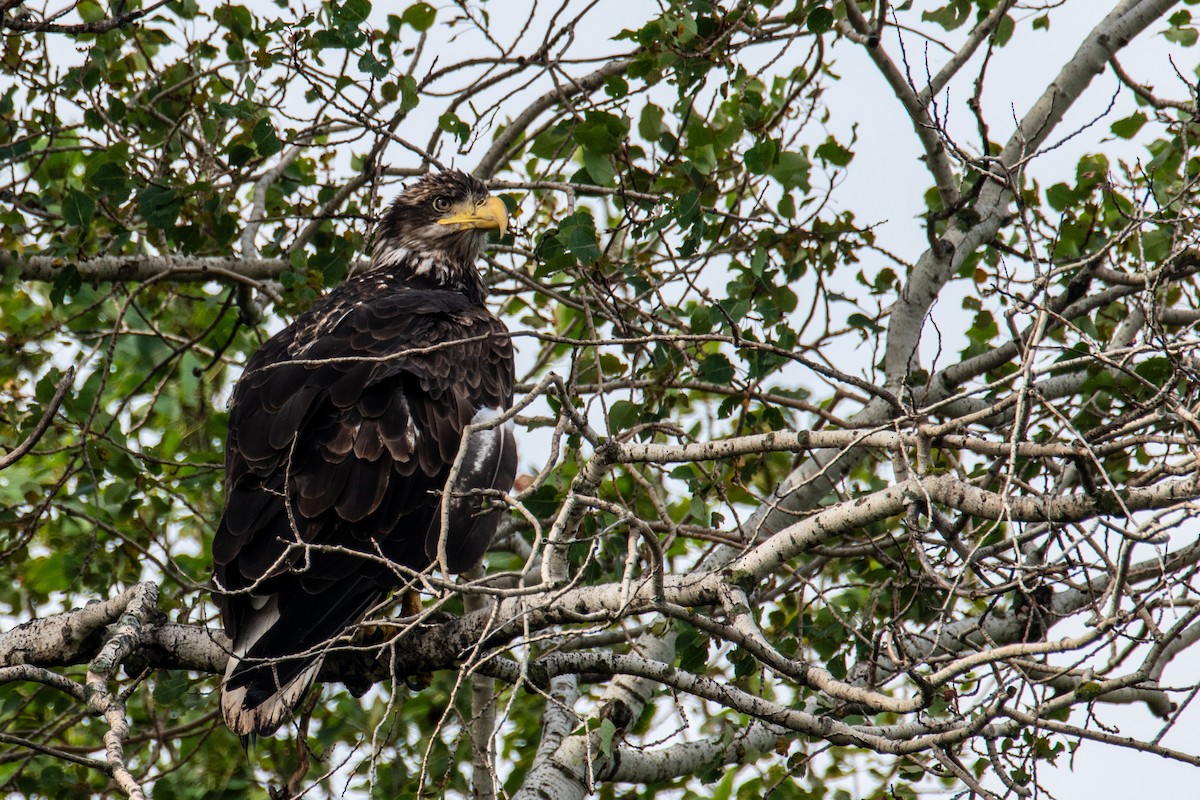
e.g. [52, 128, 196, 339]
[211, 283, 514, 735]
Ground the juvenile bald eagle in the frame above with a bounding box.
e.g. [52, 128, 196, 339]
[211, 170, 516, 736]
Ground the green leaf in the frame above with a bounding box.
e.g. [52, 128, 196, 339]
[529, 123, 571, 159]
[966, 310, 998, 344]
[556, 210, 601, 265]
[214, 4, 253, 37]
[581, 148, 615, 186]
[310, 248, 348, 285]
[23, 553, 69, 595]
[402, 2, 437, 31]
[340, 0, 372, 25]
[826, 652, 847, 679]
[922, 3, 969, 31]
[698, 353, 734, 384]
[848, 313, 884, 333]
[598, 718, 617, 757]
[673, 191, 700, 229]
[438, 112, 470, 144]
[806, 7, 833, 34]
[729, 646, 757, 678]
[607, 399, 638, 432]
[573, 111, 629, 155]
[769, 150, 810, 191]
[1075, 153, 1109, 185]
[50, 264, 82, 306]
[137, 186, 183, 230]
[815, 137, 853, 167]
[1045, 183, 1074, 212]
[88, 162, 129, 200]
[77, 0, 104, 23]
[676, 623, 710, 672]
[638, 104, 664, 141]
[1164, 25, 1199, 46]
[744, 139, 778, 174]
[226, 142, 255, 167]
[252, 117, 282, 157]
[358, 50, 389, 79]
[1110, 112, 1147, 139]
[62, 189, 95, 228]
[154, 673, 192, 705]
[778, 192, 795, 218]
[993, 14, 1015, 46]
[1140, 226, 1173, 262]
[604, 75, 628, 98]
[396, 74, 420, 113]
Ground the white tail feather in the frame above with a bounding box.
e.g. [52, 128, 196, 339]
[219, 593, 321, 736]
[220, 654, 323, 736]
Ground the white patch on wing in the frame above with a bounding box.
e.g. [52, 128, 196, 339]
[465, 407, 506, 473]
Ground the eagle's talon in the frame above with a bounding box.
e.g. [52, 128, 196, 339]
[415, 609, 456, 627]
[404, 673, 433, 691]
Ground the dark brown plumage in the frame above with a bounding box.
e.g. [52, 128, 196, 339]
[211, 170, 515, 736]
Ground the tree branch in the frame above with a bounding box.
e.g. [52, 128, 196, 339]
[0, 366, 73, 471]
[472, 58, 633, 180]
[749, 0, 1183, 538]
[0, 0, 171, 34]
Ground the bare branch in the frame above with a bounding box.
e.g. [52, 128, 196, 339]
[0, 366, 73, 471]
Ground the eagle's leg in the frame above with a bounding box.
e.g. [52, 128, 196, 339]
[344, 589, 433, 691]
[351, 589, 425, 646]
[401, 588, 423, 619]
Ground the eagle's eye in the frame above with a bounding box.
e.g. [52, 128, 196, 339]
[432, 197, 452, 213]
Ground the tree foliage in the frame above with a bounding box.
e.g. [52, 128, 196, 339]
[3, 0, 1200, 798]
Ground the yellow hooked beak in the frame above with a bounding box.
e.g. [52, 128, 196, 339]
[436, 195, 509, 238]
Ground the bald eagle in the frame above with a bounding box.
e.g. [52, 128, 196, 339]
[211, 170, 516, 736]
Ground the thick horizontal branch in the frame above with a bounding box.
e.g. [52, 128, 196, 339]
[6, 467, 1198, 682]
[0, 584, 158, 667]
[618, 427, 1139, 465]
[733, 470, 1200, 580]
[7, 254, 289, 283]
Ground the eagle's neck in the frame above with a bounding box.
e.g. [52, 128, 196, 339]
[370, 244, 487, 303]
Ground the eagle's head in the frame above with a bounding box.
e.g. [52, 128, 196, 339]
[371, 170, 508, 287]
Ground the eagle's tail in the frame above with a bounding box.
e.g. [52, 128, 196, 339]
[216, 585, 388, 736]
[218, 593, 325, 737]
[220, 653, 323, 737]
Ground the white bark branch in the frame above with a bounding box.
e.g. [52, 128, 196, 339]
[8, 253, 289, 282]
[83, 582, 158, 800]
[750, 0, 1183, 537]
[605, 721, 783, 784]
